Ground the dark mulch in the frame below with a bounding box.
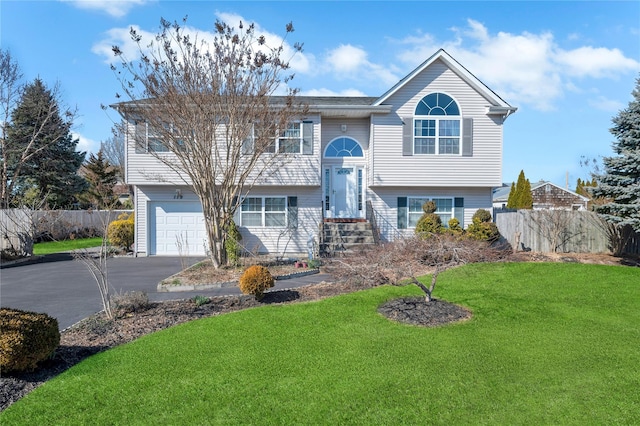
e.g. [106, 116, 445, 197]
[378, 297, 471, 327]
[0, 280, 469, 411]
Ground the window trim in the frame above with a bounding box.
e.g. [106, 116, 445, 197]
[413, 93, 462, 156]
[239, 196, 288, 228]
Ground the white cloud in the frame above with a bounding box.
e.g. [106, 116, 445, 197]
[93, 12, 312, 75]
[61, 0, 150, 18]
[395, 19, 640, 111]
[556, 47, 639, 78]
[587, 95, 625, 112]
[91, 25, 154, 63]
[323, 44, 400, 88]
[302, 88, 368, 97]
[327, 45, 368, 73]
[74, 132, 100, 154]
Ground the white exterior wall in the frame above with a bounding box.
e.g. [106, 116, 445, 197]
[371, 60, 503, 187]
[320, 118, 370, 154]
[234, 186, 322, 255]
[368, 186, 493, 241]
[126, 116, 322, 187]
[134, 185, 201, 256]
[134, 185, 321, 256]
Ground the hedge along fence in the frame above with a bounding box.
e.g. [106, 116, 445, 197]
[494, 210, 640, 255]
[0, 209, 134, 256]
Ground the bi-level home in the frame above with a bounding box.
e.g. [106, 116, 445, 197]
[116, 49, 516, 256]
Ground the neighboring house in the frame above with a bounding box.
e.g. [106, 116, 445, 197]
[493, 181, 589, 211]
[115, 49, 516, 256]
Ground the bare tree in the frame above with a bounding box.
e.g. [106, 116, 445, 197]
[1, 49, 23, 208]
[111, 17, 306, 268]
[328, 235, 508, 303]
[100, 122, 125, 181]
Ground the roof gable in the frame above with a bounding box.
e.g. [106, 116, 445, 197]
[374, 49, 516, 114]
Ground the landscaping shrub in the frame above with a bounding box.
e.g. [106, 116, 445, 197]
[447, 218, 463, 235]
[0, 308, 60, 373]
[239, 265, 274, 300]
[107, 212, 134, 250]
[466, 209, 500, 242]
[112, 291, 150, 316]
[225, 220, 242, 266]
[415, 201, 443, 236]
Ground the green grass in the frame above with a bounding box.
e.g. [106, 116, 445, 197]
[2, 263, 639, 424]
[32, 237, 103, 255]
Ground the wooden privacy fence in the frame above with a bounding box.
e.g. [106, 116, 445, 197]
[494, 210, 640, 255]
[1, 209, 133, 255]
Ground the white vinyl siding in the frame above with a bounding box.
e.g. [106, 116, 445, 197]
[235, 187, 322, 254]
[367, 186, 493, 241]
[125, 118, 322, 187]
[371, 60, 503, 187]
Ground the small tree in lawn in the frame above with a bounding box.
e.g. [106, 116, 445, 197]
[328, 235, 507, 303]
[111, 17, 306, 268]
[592, 75, 640, 232]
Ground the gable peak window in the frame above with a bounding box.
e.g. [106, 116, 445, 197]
[413, 92, 461, 155]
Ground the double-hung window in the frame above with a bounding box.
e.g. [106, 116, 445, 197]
[261, 121, 313, 154]
[240, 197, 287, 227]
[414, 93, 461, 155]
[134, 121, 171, 153]
[407, 197, 455, 227]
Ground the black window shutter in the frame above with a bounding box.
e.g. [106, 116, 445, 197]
[402, 117, 413, 156]
[397, 197, 407, 229]
[302, 121, 313, 155]
[287, 196, 298, 229]
[454, 197, 464, 228]
[462, 118, 473, 156]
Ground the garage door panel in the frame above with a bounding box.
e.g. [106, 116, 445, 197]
[149, 202, 208, 256]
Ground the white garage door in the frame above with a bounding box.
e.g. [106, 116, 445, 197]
[149, 202, 208, 256]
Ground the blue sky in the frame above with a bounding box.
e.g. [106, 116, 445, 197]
[2, 0, 639, 187]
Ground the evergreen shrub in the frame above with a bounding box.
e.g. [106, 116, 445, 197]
[415, 201, 443, 236]
[466, 209, 500, 242]
[239, 265, 274, 300]
[108, 212, 134, 250]
[225, 220, 242, 266]
[0, 308, 60, 373]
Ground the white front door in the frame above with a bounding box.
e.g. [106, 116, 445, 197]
[333, 166, 358, 218]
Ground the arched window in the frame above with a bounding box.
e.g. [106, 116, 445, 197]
[414, 93, 461, 155]
[324, 137, 363, 158]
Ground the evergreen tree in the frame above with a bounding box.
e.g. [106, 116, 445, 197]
[506, 182, 516, 208]
[6, 78, 86, 208]
[81, 150, 118, 209]
[521, 176, 533, 209]
[507, 170, 533, 209]
[592, 76, 640, 231]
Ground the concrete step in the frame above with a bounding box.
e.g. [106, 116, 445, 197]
[320, 220, 376, 256]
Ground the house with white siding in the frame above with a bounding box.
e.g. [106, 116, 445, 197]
[116, 49, 516, 256]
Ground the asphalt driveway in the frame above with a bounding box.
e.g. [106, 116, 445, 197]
[1, 254, 331, 330]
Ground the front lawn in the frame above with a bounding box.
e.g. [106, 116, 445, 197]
[32, 237, 103, 255]
[2, 262, 639, 424]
